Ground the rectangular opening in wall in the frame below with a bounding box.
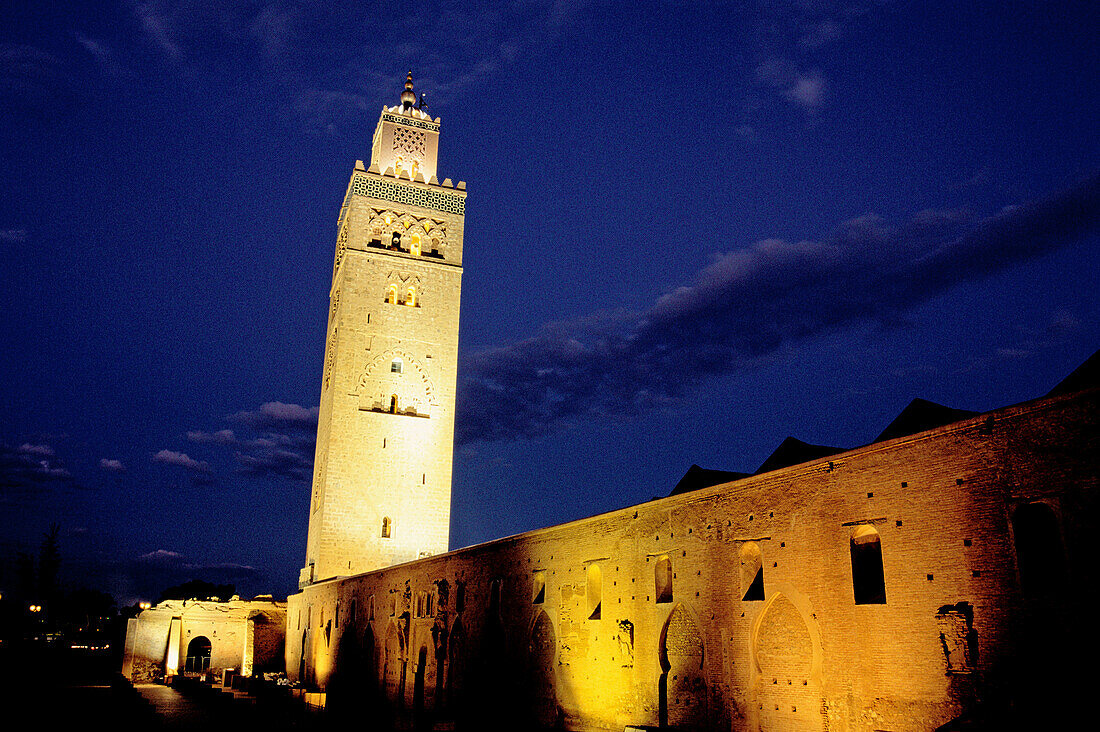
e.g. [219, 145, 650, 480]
[587, 564, 602, 620]
[655, 555, 673, 603]
[740, 543, 765, 602]
[532, 570, 546, 604]
[851, 525, 887, 604]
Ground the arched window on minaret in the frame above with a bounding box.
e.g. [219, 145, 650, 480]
[381, 517, 392, 538]
[391, 358, 403, 374]
[385, 285, 397, 304]
[410, 234, 421, 256]
[406, 286, 417, 307]
[389, 395, 398, 414]
[391, 231, 402, 249]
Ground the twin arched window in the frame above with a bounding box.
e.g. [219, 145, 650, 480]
[383, 285, 418, 307]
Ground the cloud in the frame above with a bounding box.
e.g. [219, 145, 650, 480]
[113, 3, 600, 133]
[786, 70, 826, 111]
[185, 402, 318, 482]
[137, 547, 257, 575]
[0, 442, 73, 491]
[456, 175, 1100, 445]
[99, 458, 126, 472]
[228, 401, 319, 431]
[74, 33, 131, 78]
[133, 1, 182, 59]
[139, 548, 183, 563]
[152, 449, 210, 473]
[756, 58, 827, 113]
[120, 548, 263, 602]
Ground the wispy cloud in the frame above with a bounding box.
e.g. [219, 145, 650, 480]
[740, 1, 880, 121]
[184, 401, 317, 483]
[74, 33, 131, 78]
[756, 58, 827, 114]
[228, 401, 318, 431]
[786, 70, 827, 112]
[113, 2, 601, 133]
[152, 449, 210, 473]
[99, 458, 126, 472]
[0, 442, 74, 492]
[122, 548, 263, 601]
[456, 175, 1100, 444]
[133, 1, 181, 59]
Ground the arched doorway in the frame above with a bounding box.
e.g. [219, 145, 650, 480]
[658, 604, 706, 729]
[185, 636, 211, 673]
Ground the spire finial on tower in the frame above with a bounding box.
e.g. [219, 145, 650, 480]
[401, 70, 416, 110]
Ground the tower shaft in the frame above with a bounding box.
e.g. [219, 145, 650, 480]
[301, 82, 465, 587]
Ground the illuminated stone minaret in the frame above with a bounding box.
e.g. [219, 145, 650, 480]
[300, 72, 465, 587]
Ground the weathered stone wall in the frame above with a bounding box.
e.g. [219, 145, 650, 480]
[286, 387, 1096, 731]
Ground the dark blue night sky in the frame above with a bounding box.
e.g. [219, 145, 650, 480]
[2, 1, 1098, 603]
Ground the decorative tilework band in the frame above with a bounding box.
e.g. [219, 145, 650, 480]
[351, 174, 465, 215]
[381, 113, 440, 132]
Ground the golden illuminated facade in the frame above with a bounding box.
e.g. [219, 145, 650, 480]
[300, 73, 465, 588]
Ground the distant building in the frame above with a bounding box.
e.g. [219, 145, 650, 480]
[121, 596, 285, 682]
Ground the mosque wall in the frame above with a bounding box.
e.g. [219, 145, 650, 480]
[286, 386, 1096, 731]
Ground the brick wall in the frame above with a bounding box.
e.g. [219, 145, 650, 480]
[286, 387, 1097, 730]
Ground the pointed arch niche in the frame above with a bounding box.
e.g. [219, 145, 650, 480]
[751, 592, 824, 731]
[355, 350, 437, 418]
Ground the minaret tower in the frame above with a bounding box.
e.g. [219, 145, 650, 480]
[300, 72, 466, 587]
